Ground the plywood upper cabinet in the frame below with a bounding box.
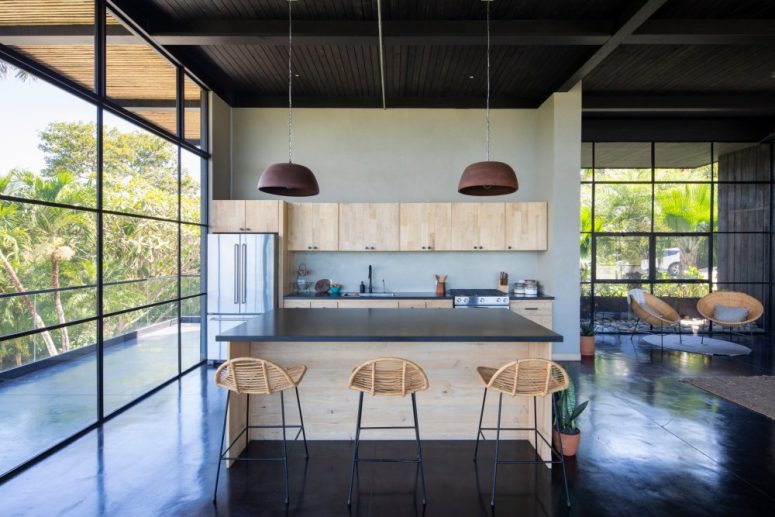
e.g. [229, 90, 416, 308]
[339, 203, 400, 251]
[287, 203, 339, 251]
[211, 200, 279, 233]
[399, 203, 452, 251]
[506, 202, 548, 251]
[443, 203, 505, 250]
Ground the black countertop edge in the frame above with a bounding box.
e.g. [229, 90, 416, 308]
[284, 292, 555, 301]
[217, 336, 563, 343]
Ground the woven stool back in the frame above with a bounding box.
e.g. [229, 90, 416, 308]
[487, 358, 568, 397]
[348, 357, 429, 397]
[215, 357, 296, 395]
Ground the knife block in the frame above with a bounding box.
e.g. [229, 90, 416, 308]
[497, 282, 509, 293]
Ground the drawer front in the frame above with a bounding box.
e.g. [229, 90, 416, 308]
[309, 300, 339, 309]
[424, 299, 453, 309]
[510, 301, 552, 329]
[283, 300, 311, 309]
[398, 300, 428, 309]
[337, 299, 399, 309]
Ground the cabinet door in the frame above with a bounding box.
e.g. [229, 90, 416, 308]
[445, 203, 505, 250]
[337, 299, 399, 309]
[284, 300, 311, 308]
[210, 200, 245, 233]
[425, 299, 453, 309]
[287, 203, 339, 251]
[309, 299, 339, 308]
[505, 202, 547, 251]
[398, 300, 427, 309]
[510, 300, 553, 329]
[339, 203, 399, 251]
[399, 203, 451, 251]
[244, 200, 279, 233]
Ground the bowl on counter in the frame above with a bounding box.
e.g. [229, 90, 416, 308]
[329, 286, 341, 295]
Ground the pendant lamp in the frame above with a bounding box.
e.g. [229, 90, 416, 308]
[258, 0, 319, 197]
[458, 0, 518, 196]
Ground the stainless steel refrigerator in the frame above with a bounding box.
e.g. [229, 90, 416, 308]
[206, 233, 277, 363]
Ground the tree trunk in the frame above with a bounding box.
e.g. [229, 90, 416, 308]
[0, 249, 58, 357]
[50, 254, 70, 351]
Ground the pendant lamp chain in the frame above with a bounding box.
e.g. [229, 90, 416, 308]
[287, 0, 294, 164]
[485, 0, 491, 162]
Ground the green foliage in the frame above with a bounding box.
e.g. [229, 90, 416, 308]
[580, 322, 595, 336]
[555, 378, 589, 434]
[0, 121, 202, 371]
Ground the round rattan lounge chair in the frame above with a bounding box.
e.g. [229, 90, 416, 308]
[630, 292, 682, 346]
[697, 291, 763, 340]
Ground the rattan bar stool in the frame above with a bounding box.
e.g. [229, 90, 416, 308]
[473, 358, 571, 508]
[346, 357, 430, 506]
[212, 357, 309, 505]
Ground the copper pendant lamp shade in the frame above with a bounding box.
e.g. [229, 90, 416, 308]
[257, 0, 319, 197]
[458, 161, 518, 196]
[459, 0, 518, 197]
[258, 162, 319, 197]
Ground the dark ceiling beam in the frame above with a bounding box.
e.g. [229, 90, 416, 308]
[112, 99, 202, 111]
[0, 25, 135, 45]
[583, 117, 775, 143]
[149, 19, 613, 46]
[584, 94, 775, 115]
[553, 0, 669, 93]
[233, 94, 539, 109]
[628, 19, 775, 45]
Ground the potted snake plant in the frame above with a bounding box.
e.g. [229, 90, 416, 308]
[580, 321, 595, 356]
[553, 378, 589, 456]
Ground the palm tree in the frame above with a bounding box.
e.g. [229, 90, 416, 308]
[655, 184, 711, 275]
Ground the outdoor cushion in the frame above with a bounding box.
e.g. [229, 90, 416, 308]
[713, 304, 749, 323]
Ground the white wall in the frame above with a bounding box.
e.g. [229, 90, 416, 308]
[224, 101, 582, 358]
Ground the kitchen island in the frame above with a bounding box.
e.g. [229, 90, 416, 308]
[217, 308, 563, 462]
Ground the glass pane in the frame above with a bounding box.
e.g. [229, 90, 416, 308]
[653, 184, 712, 232]
[0, 59, 97, 208]
[103, 302, 179, 414]
[653, 236, 709, 280]
[595, 236, 649, 281]
[595, 184, 651, 232]
[715, 183, 770, 232]
[714, 234, 768, 283]
[652, 283, 709, 319]
[103, 215, 178, 313]
[184, 74, 204, 147]
[580, 237, 591, 282]
[106, 9, 177, 136]
[655, 143, 711, 181]
[580, 283, 592, 322]
[181, 224, 202, 297]
[593, 283, 633, 330]
[0, 1, 95, 90]
[181, 149, 202, 223]
[580, 142, 592, 179]
[714, 143, 770, 182]
[0, 287, 96, 340]
[0, 201, 97, 294]
[103, 111, 178, 220]
[594, 142, 651, 181]
[0, 321, 97, 475]
[181, 296, 204, 370]
[580, 183, 592, 231]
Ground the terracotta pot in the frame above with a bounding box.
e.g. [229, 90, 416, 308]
[553, 429, 581, 457]
[580, 335, 595, 356]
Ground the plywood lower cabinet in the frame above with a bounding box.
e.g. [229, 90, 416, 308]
[285, 298, 452, 309]
[510, 300, 553, 330]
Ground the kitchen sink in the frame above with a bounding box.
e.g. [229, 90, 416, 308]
[354, 292, 396, 297]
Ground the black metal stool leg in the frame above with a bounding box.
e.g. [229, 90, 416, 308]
[474, 387, 488, 461]
[490, 392, 503, 508]
[533, 396, 540, 461]
[411, 392, 427, 505]
[281, 390, 289, 505]
[347, 392, 364, 506]
[553, 393, 571, 507]
[213, 390, 230, 504]
[295, 387, 309, 459]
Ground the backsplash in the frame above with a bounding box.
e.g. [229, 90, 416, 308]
[291, 251, 541, 293]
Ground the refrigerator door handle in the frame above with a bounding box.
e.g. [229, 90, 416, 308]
[242, 243, 248, 304]
[234, 243, 240, 305]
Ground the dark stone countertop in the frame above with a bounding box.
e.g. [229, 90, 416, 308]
[216, 308, 563, 343]
[284, 291, 555, 301]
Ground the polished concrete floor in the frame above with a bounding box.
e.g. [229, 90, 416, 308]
[0, 334, 773, 516]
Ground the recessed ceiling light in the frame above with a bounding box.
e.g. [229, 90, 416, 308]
[295, 73, 300, 77]
[469, 75, 475, 79]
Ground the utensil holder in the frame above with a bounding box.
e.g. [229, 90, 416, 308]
[497, 282, 509, 293]
[436, 281, 446, 296]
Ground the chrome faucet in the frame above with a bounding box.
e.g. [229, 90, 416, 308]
[368, 265, 373, 293]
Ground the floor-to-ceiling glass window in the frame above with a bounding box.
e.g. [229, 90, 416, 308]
[581, 142, 772, 333]
[0, 1, 208, 479]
